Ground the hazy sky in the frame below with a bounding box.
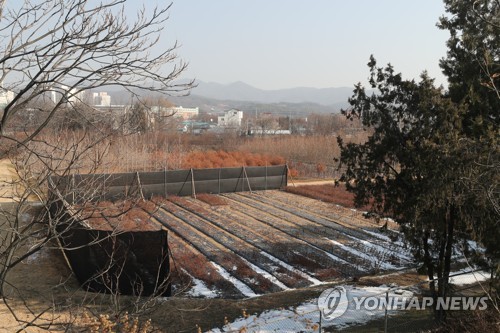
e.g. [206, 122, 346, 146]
[151, 1, 449, 90]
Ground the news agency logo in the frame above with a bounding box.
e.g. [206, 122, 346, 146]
[317, 286, 489, 321]
[317, 287, 349, 320]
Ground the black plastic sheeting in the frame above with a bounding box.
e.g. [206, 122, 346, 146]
[54, 213, 170, 296]
[51, 165, 288, 203]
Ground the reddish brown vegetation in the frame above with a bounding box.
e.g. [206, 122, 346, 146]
[167, 233, 238, 295]
[316, 162, 326, 175]
[76, 200, 160, 231]
[196, 193, 228, 206]
[180, 150, 286, 169]
[285, 184, 365, 209]
[316, 268, 342, 280]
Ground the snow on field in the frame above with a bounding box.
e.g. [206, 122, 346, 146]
[327, 238, 403, 271]
[238, 256, 290, 291]
[186, 276, 220, 298]
[327, 239, 371, 272]
[358, 239, 407, 268]
[259, 250, 323, 286]
[448, 269, 491, 286]
[357, 228, 410, 254]
[207, 285, 414, 333]
[210, 262, 259, 298]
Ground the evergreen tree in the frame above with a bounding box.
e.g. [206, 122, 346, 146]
[339, 0, 500, 320]
[439, 0, 499, 265]
[337, 0, 499, 321]
[338, 61, 478, 321]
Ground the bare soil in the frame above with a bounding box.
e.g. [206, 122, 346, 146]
[0, 161, 420, 332]
[0, 159, 18, 202]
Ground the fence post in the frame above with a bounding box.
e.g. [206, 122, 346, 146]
[136, 171, 145, 200]
[265, 163, 268, 191]
[190, 168, 196, 199]
[71, 174, 75, 204]
[164, 167, 167, 197]
[243, 166, 253, 193]
[218, 168, 221, 194]
[384, 290, 389, 333]
[286, 163, 295, 187]
[319, 310, 322, 332]
[241, 167, 244, 192]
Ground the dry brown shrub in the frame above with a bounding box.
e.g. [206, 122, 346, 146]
[288, 167, 299, 178]
[285, 184, 363, 209]
[430, 306, 500, 333]
[78, 311, 153, 333]
[196, 193, 228, 206]
[75, 200, 159, 231]
[316, 162, 326, 174]
[180, 150, 288, 169]
[315, 268, 341, 281]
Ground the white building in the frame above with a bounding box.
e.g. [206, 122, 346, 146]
[0, 88, 14, 108]
[92, 92, 111, 106]
[55, 85, 86, 104]
[218, 109, 243, 127]
[163, 106, 199, 119]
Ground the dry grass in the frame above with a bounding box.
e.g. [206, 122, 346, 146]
[285, 184, 362, 209]
[181, 150, 286, 169]
[196, 193, 228, 206]
[429, 306, 500, 333]
[76, 200, 160, 231]
[238, 136, 341, 165]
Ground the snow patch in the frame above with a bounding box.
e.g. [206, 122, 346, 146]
[448, 269, 491, 286]
[207, 285, 415, 332]
[210, 261, 258, 298]
[259, 251, 323, 285]
[238, 256, 290, 291]
[186, 276, 219, 298]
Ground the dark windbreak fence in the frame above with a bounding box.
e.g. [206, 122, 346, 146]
[49, 165, 286, 297]
[50, 165, 288, 204]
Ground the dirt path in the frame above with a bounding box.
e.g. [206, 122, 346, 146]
[289, 178, 335, 186]
[0, 159, 19, 202]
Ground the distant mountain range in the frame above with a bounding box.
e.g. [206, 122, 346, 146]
[192, 81, 354, 106]
[100, 81, 357, 115]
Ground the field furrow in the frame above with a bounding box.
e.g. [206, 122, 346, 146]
[136, 189, 414, 298]
[166, 196, 337, 281]
[153, 207, 276, 296]
[167, 232, 242, 298]
[218, 195, 366, 277]
[267, 191, 412, 258]
[272, 190, 401, 238]
[233, 192, 412, 269]
[155, 198, 310, 290]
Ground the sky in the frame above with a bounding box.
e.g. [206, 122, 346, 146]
[138, 1, 450, 90]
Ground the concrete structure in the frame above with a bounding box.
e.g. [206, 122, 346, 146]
[92, 92, 111, 106]
[218, 109, 243, 127]
[53, 85, 86, 104]
[0, 87, 14, 108]
[249, 129, 291, 135]
[164, 106, 199, 119]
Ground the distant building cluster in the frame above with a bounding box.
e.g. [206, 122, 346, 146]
[92, 92, 111, 107]
[165, 106, 199, 119]
[1, 82, 292, 137]
[218, 109, 243, 127]
[50, 85, 86, 104]
[0, 87, 14, 108]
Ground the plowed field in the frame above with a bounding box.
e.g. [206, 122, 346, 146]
[144, 190, 412, 298]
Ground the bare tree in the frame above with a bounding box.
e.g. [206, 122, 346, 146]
[0, 0, 193, 156]
[0, 0, 193, 330]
